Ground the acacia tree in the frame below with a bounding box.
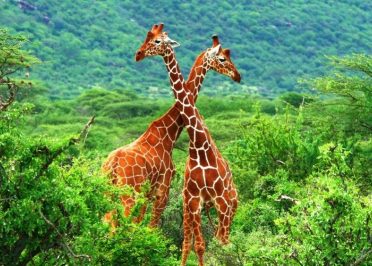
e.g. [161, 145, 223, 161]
[306, 54, 372, 189]
[0, 28, 39, 111]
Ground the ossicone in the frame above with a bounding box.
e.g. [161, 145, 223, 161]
[212, 34, 220, 47]
[151, 23, 164, 34]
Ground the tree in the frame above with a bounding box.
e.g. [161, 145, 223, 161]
[308, 54, 372, 136]
[0, 28, 39, 111]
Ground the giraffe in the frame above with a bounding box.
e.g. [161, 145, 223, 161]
[136, 23, 240, 266]
[103, 24, 240, 230]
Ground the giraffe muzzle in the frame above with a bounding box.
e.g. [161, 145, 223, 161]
[135, 50, 145, 62]
[233, 72, 241, 83]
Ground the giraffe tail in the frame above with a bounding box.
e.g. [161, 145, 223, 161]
[205, 203, 216, 231]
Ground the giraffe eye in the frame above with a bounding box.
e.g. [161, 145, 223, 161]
[154, 39, 161, 44]
[218, 56, 226, 62]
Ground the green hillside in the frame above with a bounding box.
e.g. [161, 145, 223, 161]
[1, 0, 370, 98]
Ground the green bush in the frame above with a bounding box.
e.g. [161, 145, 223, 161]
[0, 29, 177, 266]
[227, 106, 319, 201]
[274, 144, 371, 265]
[0, 103, 177, 265]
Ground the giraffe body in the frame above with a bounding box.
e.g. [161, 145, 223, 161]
[136, 24, 240, 266]
[165, 50, 238, 266]
[103, 25, 238, 228]
[103, 104, 181, 227]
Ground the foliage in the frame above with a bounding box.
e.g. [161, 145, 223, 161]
[205, 118, 371, 265]
[274, 145, 371, 265]
[0, 29, 177, 266]
[306, 54, 372, 137]
[0, 28, 39, 111]
[0, 28, 39, 72]
[227, 106, 319, 201]
[206, 147, 371, 265]
[303, 54, 372, 191]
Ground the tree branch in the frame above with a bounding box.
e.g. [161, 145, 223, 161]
[0, 79, 19, 112]
[360, 121, 372, 131]
[351, 248, 372, 266]
[204, 204, 216, 232]
[38, 208, 91, 261]
[35, 116, 95, 178]
[275, 194, 299, 204]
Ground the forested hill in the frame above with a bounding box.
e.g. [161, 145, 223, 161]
[1, 0, 370, 99]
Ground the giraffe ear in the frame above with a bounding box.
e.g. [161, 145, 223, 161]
[164, 36, 180, 48]
[223, 48, 231, 59]
[206, 44, 221, 57]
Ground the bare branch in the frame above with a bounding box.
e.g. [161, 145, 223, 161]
[350, 248, 372, 266]
[38, 208, 91, 261]
[290, 249, 304, 266]
[360, 122, 372, 131]
[35, 116, 95, 178]
[275, 194, 299, 204]
[0, 80, 18, 112]
[77, 115, 95, 144]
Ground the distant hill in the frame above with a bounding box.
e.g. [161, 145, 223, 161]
[1, 0, 371, 99]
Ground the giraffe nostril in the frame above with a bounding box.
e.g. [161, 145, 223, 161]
[234, 72, 241, 83]
[135, 50, 144, 62]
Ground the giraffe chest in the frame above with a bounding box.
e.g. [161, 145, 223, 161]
[185, 155, 233, 202]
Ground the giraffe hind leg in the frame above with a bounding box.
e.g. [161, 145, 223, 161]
[215, 199, 231, 245]
[188, 197, 205, 266]
[148, 170, 174, 227]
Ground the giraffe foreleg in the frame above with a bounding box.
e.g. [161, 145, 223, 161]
[103, 210, 118, 235]
[215, 197, 232, 245]
[133, 203, 148, 223]
[181, 199, 193, 266]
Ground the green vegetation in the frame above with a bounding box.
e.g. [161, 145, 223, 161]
[1, 15, 371, 266]
[1, 0, 371, 98]
[0, 29, 177, 265]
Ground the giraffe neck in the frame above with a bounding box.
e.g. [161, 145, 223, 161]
[163, 47, 212, 151]
[141, 52, 209, 153]
[163, 47, 186, 99]
[144, 105, 183, 151]
[185, 53, 209, 101]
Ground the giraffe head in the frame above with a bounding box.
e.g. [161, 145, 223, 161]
[135, 23, 180, 62]
[204, 35, 241, 83]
